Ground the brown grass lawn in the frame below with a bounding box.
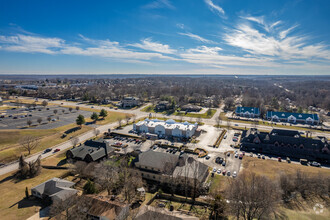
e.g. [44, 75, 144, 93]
[0, 109, 130, 163]
[0, 168, 69, 220]
[242, 157, 330, 179]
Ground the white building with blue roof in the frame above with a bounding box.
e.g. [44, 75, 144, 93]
[266, 111, 319, 125]
[235, 106, 260, 118]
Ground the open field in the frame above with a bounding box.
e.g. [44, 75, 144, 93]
[0, 110, 129, 163]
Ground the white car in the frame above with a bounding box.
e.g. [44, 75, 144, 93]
[235, 153, 238, 158]
[217, 169, 221, 174]
[233, 171, 237, 178]
[212, 167, 217, 173]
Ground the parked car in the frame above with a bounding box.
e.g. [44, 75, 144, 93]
[235, 153, 238, 158]
[215, 157, 223, 164]
[53, 148, 60, 153]
[233, 171, 237, 178]
[205, 156, 210, 160]
[222, 170, 226, 175]
[212, 167, 217, 173]
[227, 171, 231, 176]
[224, 134, 227, 139]
[257, 153, 261, 159]
[311, 161, 321, 167]
[222, 161, 226, 166]
[286, 157, 291, 163]
[278, 157, 282, 162]
[262, 155, 265, 159]
[217, 169, 221, 174]
[227, 153, 230, 157]
[239, 154, 243, 159]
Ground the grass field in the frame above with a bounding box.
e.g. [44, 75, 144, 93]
[242, 157, 330, 179]
[0, 110, 130, 163]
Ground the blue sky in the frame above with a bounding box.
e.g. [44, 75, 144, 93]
[0, 0, 329, 75]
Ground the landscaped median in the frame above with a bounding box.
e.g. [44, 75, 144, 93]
[214, 129, 227, 148]
[194, 148, 208, 158]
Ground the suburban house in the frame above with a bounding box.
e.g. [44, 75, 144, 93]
[235, 107, 260, 118]
[240, 128, 330, 162]
[155, 101, 171, 111]
[181, 104, 202, 112]
[31, 178, 78, 202]
[135, 205, 199, 220]
[120, 97, 139, 108]
[133, 119, 198, 139]
[66, 139, 114, 162]
[134, 150, 209, 186]
[84, 195, 130, 220]
[266, 111, 319, 125]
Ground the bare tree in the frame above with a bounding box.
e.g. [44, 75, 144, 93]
[27, 119, 32, 127]
[125, 115, 131, 125]
[41, 100, 48, 108]
[95, 161, 119, 195]
[62, 109, 65, 114]
[47, 116, 52, 122]
[117, 118, 122, 127]
[70, 161, 87, 181]
[76, 106, 80, 111]
[69, 107, 73, 112]
[226, 171, 280, 220]
[70, 137, 79, 147]
[19, 136, 40, 155]
[37, 117, 42, 124]
[49, 195, 89, 220]
[132, 114, 137, 123]
[215, 115, 221, 129]
[53, 109, 58, 115]
[93, 128, 100, 137]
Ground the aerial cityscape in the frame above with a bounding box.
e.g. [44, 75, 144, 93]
[0, 1, 329, 220]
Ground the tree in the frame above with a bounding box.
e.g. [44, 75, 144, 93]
[19, 136, 39, 155]
[215, 116, 221, 129]
[95, 161, 120, 195]
[47, 116, 52, 122]
[49, 195, 89, 220]
[27, 119, 32, 127]
[76, 114, 85, 128]
[99, 109, 108, 119]
[70, 161, 87, 181]
[91, 112, 99, 122]
[125, 115, 131, 125]
[93, 128, 100, 137]
[117, 118, 122, 127]
[76, 106, 80, 111]
[37, 117, 42, 124]
[71, 137, 79, 147]
[69, 107, 73, 112]
[53, 109, 58, 115]
[42, 100, 48, 108]
[62, 109, 65, 114]
[208, 189, 228, 220]
[226, 172, 280, 220]
[83, 179, 97, 194]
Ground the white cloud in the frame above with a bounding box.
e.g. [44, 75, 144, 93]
[179, 32, 215, 44]
[176, 23, 185, 29]
[129, 38, 177, 54]
[0, 34, 64, 54]
[143, 0, 175, 10]
[279, 25, 298, 39]
[204, 0, 225, 17]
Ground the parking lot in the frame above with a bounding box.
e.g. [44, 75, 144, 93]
[0, 105, 91, 129]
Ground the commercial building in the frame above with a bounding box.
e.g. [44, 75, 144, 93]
[266, 111, 319, 125]
[120, 97, 139, 108]
[133, 119, 198, 138]
[155, 101, 171, 111]
[235, 107, 260, 118]
[181, 104, 202, 112]
[240, 128, 330, 162]
[66, 139, 114, 162]
[134, 150, 209, 185]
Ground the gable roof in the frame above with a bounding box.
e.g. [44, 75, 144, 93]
[32, 178, 77, 200]
[135, 205, 199, 220]
[266, 111, 319, 121]
[173, 155, 209, 180]
[236, 107, 260, 114]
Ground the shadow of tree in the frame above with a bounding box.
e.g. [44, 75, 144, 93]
[57, 159, 67, 166]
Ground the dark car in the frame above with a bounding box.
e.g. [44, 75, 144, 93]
[44, 148, 52, 153]
[205, 156, 210, 160]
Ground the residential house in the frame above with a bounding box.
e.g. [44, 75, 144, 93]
[31, 178, 78, 202]
[121, 97, 139, 108]
[235, 107, 260, 118]
[266, 111, 319, 125]
[133, 119, 198, 139]
[84, 195, 130, 220]
[155, 101, 171, 111]
[66, 139, 114, 162]
[240, 128, 330, 162]
[135, 205, 199, 220]
[181, 104, 201, 112]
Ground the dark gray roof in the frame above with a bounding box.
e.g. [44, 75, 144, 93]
[135, 150, 179, 173]
[32, 178, 77, 200]
[135, 205, 198, 220]
[67, 139, 114, 161]
[173, 155, 209, 180]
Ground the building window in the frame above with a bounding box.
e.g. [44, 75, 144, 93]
[141, 173, 144, 176]
[153, 176, 155, 179]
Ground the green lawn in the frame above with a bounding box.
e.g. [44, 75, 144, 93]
[173, 109, 217, 119]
